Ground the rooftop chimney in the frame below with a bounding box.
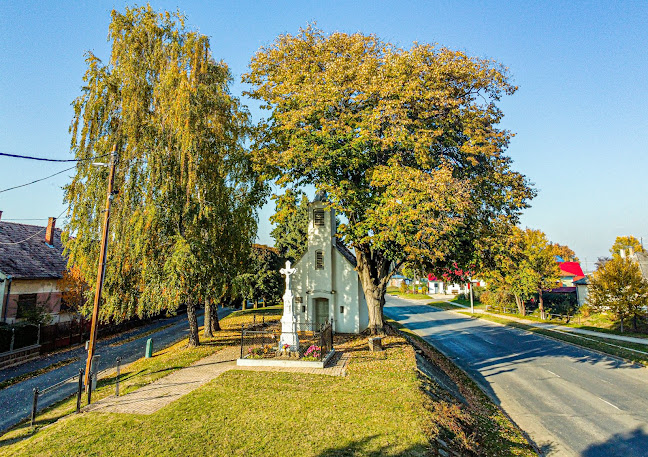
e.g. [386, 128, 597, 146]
[45, 217, 56, 246]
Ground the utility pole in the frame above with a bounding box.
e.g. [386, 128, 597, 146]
[469, 278, 474, 314]
[84, 145, 117, 388]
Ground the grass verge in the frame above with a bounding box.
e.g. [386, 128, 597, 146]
[483, 308, 648, 339]
[0, 358, 79, 391]
[387, 291, 435, 300]
[464, 313, 648, 366]
[387, 318, 537, 457]
[426, 301, 466, 311]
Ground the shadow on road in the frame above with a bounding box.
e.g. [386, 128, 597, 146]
[582, 427, 648, 457]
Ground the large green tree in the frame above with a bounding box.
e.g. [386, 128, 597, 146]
[63, 6, 262, 345]
[483, 226, 559, 317]
[588, 256, 648, 332]
[233, 244, 283, 308]
[244, 26, 534, 333]
[270, 189, 309, 262]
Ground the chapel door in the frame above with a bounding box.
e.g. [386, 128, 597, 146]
[314, 298, 329, 328]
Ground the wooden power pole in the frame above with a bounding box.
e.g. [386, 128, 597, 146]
[84, 145, 117, 388]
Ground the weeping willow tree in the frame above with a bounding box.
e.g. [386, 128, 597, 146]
[63, 6, 262, 345]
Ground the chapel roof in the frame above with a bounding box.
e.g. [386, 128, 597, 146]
[0, 221, 67, 279]
[334, 237, 357, 267]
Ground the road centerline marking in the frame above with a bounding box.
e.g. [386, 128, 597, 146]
[546, 370, 560, 378]
[597, 397, 620, 410]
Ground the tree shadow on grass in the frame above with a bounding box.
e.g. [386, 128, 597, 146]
[315, 434, 431, 457]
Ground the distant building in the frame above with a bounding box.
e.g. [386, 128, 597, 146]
[427, 276, 485, 296]
[622, 248, 648, 281]
[557, 261, 585, 287]
[290, 193, 368, 334]
[573, 276, 589, 307]
[0, 215, 71, 323]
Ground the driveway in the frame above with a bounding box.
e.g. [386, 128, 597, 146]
[0, 307, 232, 434]
[385, 295, 648, 457]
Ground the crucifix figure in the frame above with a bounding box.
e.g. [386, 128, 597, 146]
[280, 260, 297, 295]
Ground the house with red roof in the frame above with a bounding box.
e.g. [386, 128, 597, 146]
[557, 261, 585, 287]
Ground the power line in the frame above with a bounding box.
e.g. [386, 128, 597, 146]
[0, 152, 110, 162]
[0, 218, 49, 221]
[0, 207, 68, 245]
[0, 166, 76, 194]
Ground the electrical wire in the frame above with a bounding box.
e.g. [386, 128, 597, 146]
[0, 207, 68, 245]
[0, 152, 110, 162]
[0, 218, 51, 221]
[0, 166, 76, 194]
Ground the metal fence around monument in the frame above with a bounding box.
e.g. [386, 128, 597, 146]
[240, 321, 333, 362]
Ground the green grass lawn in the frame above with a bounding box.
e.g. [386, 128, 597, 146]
[464, 312, 648, 366]
[2, 335, 431, 456]
[0, 302, 536, 457]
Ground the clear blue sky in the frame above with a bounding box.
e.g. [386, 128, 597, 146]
[1, 1, 647, 272]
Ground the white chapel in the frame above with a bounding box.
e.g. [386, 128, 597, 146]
[290, 192, 368, 334]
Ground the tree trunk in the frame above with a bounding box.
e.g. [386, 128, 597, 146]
[204, 297, 213, 338]
[356, 247, 391, 335]
[538, 289, 545, 320]
[210, 300, 221, 332]
[187, 302, 200, 347]
[633, 313, 638, 332]
[514, 295, 526, 316]
[620, 316, 624, 333]
[254, 299, 258, 309]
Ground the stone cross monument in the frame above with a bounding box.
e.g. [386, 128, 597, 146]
[279, 260, 299, 350]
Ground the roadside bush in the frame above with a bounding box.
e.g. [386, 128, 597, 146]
[472, 286, 485, 302]
[399, 281, 408, 294]
[540, 292, 578, 316]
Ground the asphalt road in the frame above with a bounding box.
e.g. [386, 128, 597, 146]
[0, 307, 232, 434]
[384, 295, 648, 457]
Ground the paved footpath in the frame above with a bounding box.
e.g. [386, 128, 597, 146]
[86, 348, 350, 415]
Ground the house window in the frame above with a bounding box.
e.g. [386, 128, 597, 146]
[339, 305, 344, 314]
[302, 305, 306, 313]
[16, 294, 38, 319]
[315, 250, 324, 270]
[314, 209, 325, 227]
